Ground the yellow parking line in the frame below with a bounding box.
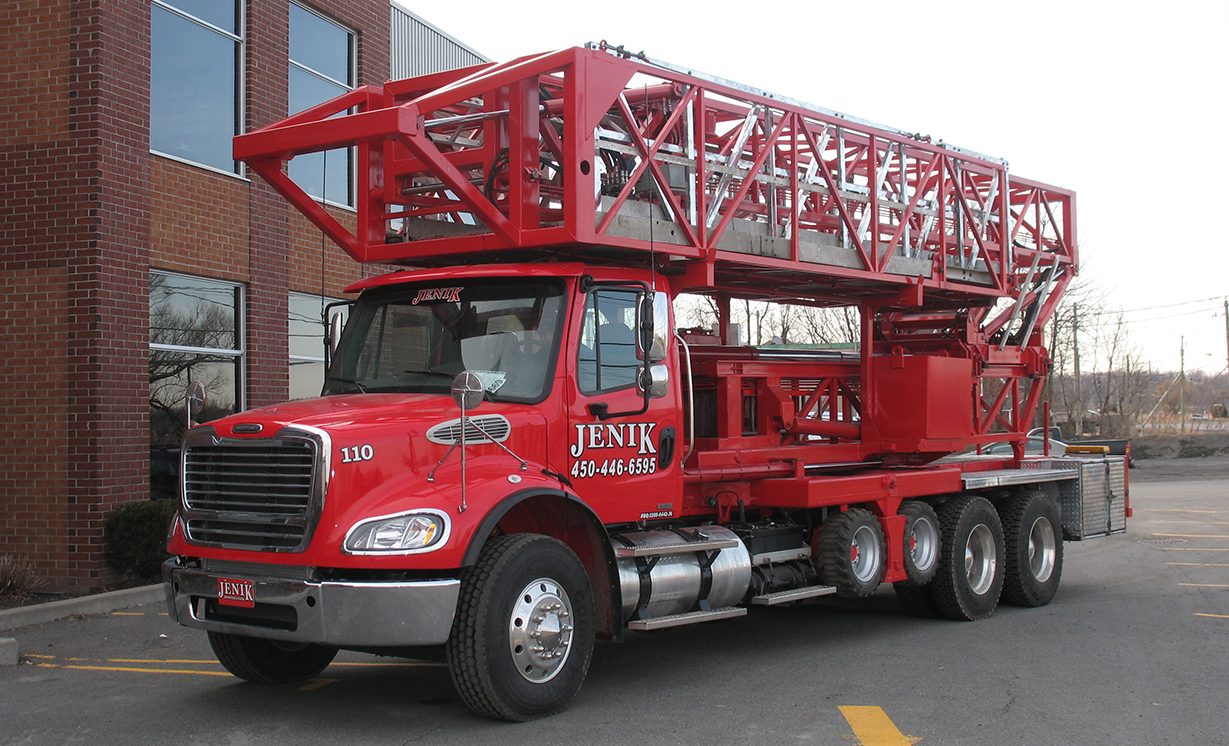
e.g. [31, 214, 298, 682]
[1160, 548, 1229, 552]
[1149, 520, 1229, 526]
[1167, 562, 1229, 567]
[1195, 613, 1229, 619]
[298, 678, 337, 691]
[1141, 508, 1226, 514]
[1153, 533, 1229, 539]
[33, 655, 441, 669]
[34, 662, 231, 677]
[107, 658, 219, 665]
[838, 706, 912, 746]
[111, 612, 145, 617]
[1178, 583, 1229, 589]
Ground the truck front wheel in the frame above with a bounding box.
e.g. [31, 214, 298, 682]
[207, 632, 338, 684]
[447, 533, 596, 721]
[929, 496, 1005, 621]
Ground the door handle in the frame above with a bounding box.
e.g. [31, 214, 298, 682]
[658, 426, 676, 469]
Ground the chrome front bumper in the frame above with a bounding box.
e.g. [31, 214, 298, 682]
[163, 560, 460, 647]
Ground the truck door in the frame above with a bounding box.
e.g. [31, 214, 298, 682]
[566, 285, 682, 523]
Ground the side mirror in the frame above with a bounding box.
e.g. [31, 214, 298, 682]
[451, 371, 485, 411]
[328, 312, 345, 355]
[636, 291, 670, 363]
[638, 363, 669, 399]
[185, 380, 206, 428]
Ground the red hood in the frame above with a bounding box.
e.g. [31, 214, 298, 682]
[213, 393, 469, 437]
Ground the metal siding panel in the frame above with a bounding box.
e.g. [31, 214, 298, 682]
[390, 6, 487, 80]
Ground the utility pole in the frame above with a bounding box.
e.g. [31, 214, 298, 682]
[1073, 303, 1082, 437]
[1223, 299, 1228, 409]
[1179, 335, 1185, 433]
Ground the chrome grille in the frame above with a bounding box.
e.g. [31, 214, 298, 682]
[185, 445, 314, 514]
[181, 431, 323, 552]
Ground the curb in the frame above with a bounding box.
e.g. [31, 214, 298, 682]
[0, 584, 165, 632]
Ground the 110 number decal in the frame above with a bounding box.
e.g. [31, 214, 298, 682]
[340, 444, 374, 463]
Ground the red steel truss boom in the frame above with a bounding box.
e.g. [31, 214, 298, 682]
[235, 44, 1076, 452]
[234, 44, 1075, 308]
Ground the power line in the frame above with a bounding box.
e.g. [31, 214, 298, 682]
[1116, 307, 1224, 325]
[1078, 295, 1226, 319]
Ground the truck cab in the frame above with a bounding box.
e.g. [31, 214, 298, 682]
[165, 263, 680, 715]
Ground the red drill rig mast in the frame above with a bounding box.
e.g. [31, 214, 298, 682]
[236, 42, 1074, 460]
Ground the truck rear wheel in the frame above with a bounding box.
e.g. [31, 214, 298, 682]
[899, 500, 940, 585]
[1001, 488, 1063, 607]
[929, 496, 1005, 621]
[207, 632, 337, 684]
[816, 508, 885, 599]
[446, 533, 595, 721]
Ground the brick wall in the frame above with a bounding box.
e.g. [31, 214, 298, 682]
[150, 159, 250, 281]
[0, 0, 395, 590]
[1, 0, 96, 589]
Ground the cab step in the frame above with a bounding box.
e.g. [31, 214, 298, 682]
[749, 585, 838, 606]
[614, 537, 738, 558]
[626, 606, 747, 631]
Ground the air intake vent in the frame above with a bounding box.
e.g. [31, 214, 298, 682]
[426, 414, 512, 445]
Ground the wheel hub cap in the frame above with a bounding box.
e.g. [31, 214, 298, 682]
[908, 516, 938, 575]
[508, 578, 574, 683]
[850, 525, 880, 582]
[1027, 516, 1057, 583]
[964, 523, 997, 595]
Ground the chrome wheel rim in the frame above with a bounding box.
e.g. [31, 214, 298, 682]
[850, 525, 881, 583]
[964, 524, 997, 595]
[1028, 516, 1057, 583]
[508, 577, 574, 683]
[909, 515, 939, 575]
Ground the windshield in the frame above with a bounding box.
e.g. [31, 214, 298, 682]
[323, 279, 565, 402]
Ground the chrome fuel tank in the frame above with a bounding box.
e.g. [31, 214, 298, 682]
[615, 527, 752, 620]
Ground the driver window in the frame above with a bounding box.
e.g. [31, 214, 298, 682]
[578, 289, 640, 394]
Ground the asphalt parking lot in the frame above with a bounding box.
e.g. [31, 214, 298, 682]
[2, 472, 1227, 745]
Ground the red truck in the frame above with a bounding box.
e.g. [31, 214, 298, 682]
[164, 44, 1128, 720]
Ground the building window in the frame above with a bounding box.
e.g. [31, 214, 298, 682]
[289, 292, 348, 400]
[149, 272, 244, 499]
[288, 2, 355, 207]
[150, 1, 243, 174]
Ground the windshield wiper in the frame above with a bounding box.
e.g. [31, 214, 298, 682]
[326, 375, 368, 393]
[403, 367, 458, 380]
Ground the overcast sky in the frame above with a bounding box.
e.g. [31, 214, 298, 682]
[398, 0, 1229, 373]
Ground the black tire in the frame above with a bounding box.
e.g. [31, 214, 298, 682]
[1001, 488, 1064, 607]
[447, 533, 596, 721]
[899, 500, 940, 585]
[894, 582, 939, 618]
[929, 496, 1005, 621]
[816, 508, 886, 599]
[207, 632, 338, 684]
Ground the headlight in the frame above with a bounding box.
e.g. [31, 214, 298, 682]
[343, 510, 449, 554]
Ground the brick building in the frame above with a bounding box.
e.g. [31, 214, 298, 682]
[0, 1, 483, 590]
